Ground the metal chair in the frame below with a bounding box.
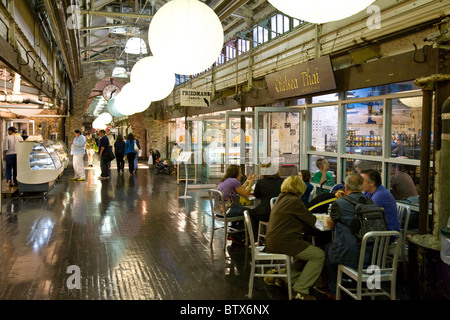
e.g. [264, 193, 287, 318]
[336, 230, 401, 300]
[256, 197, 277, 245]
[308, 184, 316, 203]
[208, 189, 247, 251]
[396, 203, 411, 262]
[244, 210, 292, 300]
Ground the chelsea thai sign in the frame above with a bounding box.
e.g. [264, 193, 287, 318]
[265, 56, 336, 100]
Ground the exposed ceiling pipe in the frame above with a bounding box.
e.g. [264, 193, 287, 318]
[0, 94, 45, 105]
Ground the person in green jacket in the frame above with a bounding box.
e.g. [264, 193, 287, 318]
[312, 157, 335, 186]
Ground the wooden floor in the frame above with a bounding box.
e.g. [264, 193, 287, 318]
[0, 160, 415, 307]
[0, 162, 291, 301]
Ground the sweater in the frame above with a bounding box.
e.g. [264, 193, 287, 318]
[266, 192, 317, 257]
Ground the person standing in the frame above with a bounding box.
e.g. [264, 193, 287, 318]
[124, 133, 137, 174]
[106, 128, 115, 169]
[114, 134, 125, 174]
[98, 130, 110, 180]
[171, 142, 182, 173]
[3, 127, 23, 186]
[133, 137, 141, 174]
[85, 133, 96, 167]
[70, 130, 86, 181]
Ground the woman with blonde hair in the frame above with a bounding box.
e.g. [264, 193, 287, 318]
[265, 175, 325, 300]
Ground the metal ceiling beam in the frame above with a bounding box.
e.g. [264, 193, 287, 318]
[80, 24, 132, 31]
[77, 10, 154, 20]
[43, 0, 81, 84]
[214, 0, 250, 21]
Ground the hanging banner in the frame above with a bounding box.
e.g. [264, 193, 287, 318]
[180, 89, 211, 107]
[265, 55, 337, 100]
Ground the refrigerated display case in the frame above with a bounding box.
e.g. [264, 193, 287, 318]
[16, 139, 68, 194]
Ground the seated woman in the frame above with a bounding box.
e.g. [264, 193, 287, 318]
[265, 175, 325, 300]
[299, 170, 314, 206]
[217, 165, 257, 244]
[249, 164, 284, 240]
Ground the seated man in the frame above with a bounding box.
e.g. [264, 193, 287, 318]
[312, 158, 335, 187]
[361, 169, 400, 232]
[324, 173, 369, 299]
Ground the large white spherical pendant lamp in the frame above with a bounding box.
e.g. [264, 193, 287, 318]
[268, 0, 376, 24]
[130, 56, 175, 102]
[148, 0, 224, 75]
[107, 97, 124, 117]
[115, 82, 152, 116]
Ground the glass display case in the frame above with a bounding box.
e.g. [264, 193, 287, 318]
[29, 140, 64, 171]
[17, 140, 68, 194]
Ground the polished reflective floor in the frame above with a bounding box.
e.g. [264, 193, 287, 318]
[0, 161, 292, 300]
[0, 160, 415, 301]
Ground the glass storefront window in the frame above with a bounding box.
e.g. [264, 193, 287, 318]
[343, 159, 382, 178]
[346, 101, 383, 156]
[312, 93, 339, 104]
[390, 98, 423, 160]
[309, 155, 337, 186]
[346, 81, 419, 99]
[310, 106, 338, 152]
[387, 163, 420, 200]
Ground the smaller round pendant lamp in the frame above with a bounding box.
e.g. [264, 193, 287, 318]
[107, 97, 124, 117]
[130, 56, 175, 102]
[148, 0, 224, 75]
[96, 112, 113, 125]
[92, 118, 106, 130]
[268, 0, 376, 24]
[115, 82, 152, 116]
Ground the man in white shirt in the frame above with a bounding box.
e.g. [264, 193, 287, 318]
[70, 129, 86, 181]
[2, 127, 23, 186]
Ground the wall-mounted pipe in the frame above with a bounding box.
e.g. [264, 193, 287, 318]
[0, 94, 45, 105]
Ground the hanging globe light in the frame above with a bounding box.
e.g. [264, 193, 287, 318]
[107, 97, 124, 117]
[130, 56, 175, 102]
[268, 0, 376, 24]
[92, 118, 107, 130]
[148, 0, 224, 75]
[96, 112, 113, 125]
[115, 82, 152, 115]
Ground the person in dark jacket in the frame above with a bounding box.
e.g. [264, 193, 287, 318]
[98, 130, 110, 179]
[266, 175, 325, 300]
[299, 170, 314, 206]
[114, 134, 125, 174]
[324, 173, 371, 299]
[249, 163, 284, 240]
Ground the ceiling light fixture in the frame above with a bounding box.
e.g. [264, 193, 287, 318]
[148, 0, 224, 75]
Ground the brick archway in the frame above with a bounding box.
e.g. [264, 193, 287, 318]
[83, 77, 126, 114]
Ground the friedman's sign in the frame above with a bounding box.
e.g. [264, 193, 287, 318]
[180, 89, 211, 107]
[265, 55, 336, 100]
